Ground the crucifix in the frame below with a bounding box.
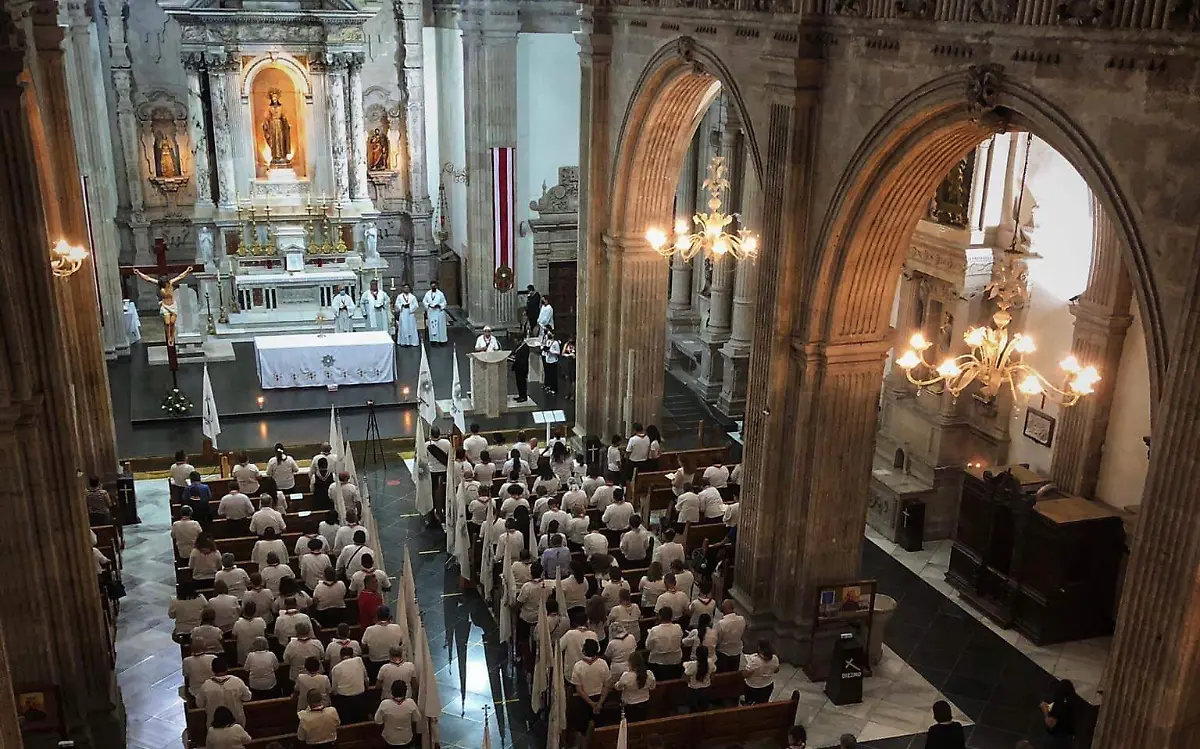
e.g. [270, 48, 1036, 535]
[120, 237, 198, 381]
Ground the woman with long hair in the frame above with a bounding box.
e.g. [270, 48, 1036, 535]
[205, 706, 252, 747]
[639, 561, 666, 618]
[266, 443, 299, 493]
[683, 612, 718, 656]
[310, 456, 335, 511]
[533, 455, 560, 495]
[614, 651, 656, 722]
[645, 425, 663, 471]
[550, 441, 573, 481]
[560, 560, 590, 618]
[585, 595, 608, 647]
[742, 640, 780, 704]
[561, 337, 576, 401]
[683, 644, 716, 712]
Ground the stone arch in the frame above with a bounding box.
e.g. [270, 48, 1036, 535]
[608, 37, 765, 238]
[807, 65, 1166, 403]
[240, 54, 313, 101]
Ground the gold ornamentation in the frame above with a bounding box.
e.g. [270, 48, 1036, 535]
[646, 156, 759, 262]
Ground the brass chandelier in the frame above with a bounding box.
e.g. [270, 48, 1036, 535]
[646, 155, 758, 262]
[49, 239, 88, 278]
[895, 135, 1100, 407]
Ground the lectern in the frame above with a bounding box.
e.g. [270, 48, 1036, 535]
[470, 350, 510, 417]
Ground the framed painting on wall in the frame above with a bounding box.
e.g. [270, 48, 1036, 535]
[1024, 407, 1056, 447]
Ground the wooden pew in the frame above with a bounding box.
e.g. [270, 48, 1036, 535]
[681, 521, 729, 553]
[178, 623, 365, 665]
[658, 446, 731, 471]
[592, 671, 745, 722]
[193, 473, 313, 499]
[170, 495, 322, 521]
[586, 691, 799, 749]
[186, 688, 383, 745]
[175, 533, 305, 566]
[92, 525, 122, 569]
[242, 721, 388, 749]
[206, 512, 323, 539]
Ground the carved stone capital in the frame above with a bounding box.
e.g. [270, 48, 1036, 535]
[182, 51, 206, 72]
[204, 50, 239, 73]
[325, 51, 353, 71]
[965, 63, 1006, 127]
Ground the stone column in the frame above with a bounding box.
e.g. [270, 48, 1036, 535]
[0, 627, 21, 748]
[667, 138, 698, 329]
[572, 12, 612, 437]
[696, 103, 739, 400]
[0, 7, 123, 744]
[326, 54, 351, 203]
[348, 55, 369, 202]
[394, 0, 436, 285]
[184, 54, 213, 208]
[1050, 197, 1133, 498]
[207, 52, 238, 209]
[718, 131, 760, 416]
[460, 7, 519, 331]
[605, 233, 671, 430]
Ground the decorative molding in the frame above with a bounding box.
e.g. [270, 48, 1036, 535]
[971, 0, 1015, 23]
[529, 166, 580, 216]
[965, 63, 1005, 128]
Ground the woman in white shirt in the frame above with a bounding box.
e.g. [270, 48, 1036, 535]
[683, 645, 717, 712]
[232, 452, 261, 496]
[532, 457, 561, 496]
[614, 652, 656, 722]
[742, 640, 780, 704]
[550, 441, 575, 481]
[205, 706, 252, 748]
[639, 562, 666, 617]
[604, 629, 637, 684]
[541, 329, 561, 395]
[600, 568, 630, 613]
[645, 425, 663, 471]
[606, 589, 641, 641]
[168, 585, 209, 636]
[232, 603, 266, 665]
[266, 444, 300, 492]
[560, 563, 590, 618]
[189, 535, 222, 581]
[243, 637, 281, 698]
[605, 436, 623, 482]
[682, 613, 719, 656]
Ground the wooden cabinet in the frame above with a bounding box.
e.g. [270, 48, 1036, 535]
[947, 466, 1125, 645]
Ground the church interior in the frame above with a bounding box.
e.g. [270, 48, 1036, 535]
[2, 0, 1200, 747]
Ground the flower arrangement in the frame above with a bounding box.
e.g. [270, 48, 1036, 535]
[162, 388, 192, 416]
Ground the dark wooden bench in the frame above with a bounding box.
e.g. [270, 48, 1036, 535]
[185, 473, 313, 499]
[171, 495, 321, 521]
[186, 688, 383, 745]
[177, 623, 365, 665]
[586, 691, 799, 749]
[658, 446, 732, 471]
[92, 524, 122, 569]
[176, 532, 306, 567]
[592, 671, 745, 722]
[241, 721, 389, 749]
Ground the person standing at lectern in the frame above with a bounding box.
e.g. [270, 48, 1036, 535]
[475, 326, 501, 352]
[394, 284, 419, 347]
[542, 328, 561, 396]
[359, 279, 390, 333]
[331, 286, 355, 333]
[423, 282, 449, 345]
[511, 336, 531, 403]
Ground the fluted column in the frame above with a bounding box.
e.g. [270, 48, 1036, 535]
[696, 103, 739, 399]
[573, 14, 611, 436]
[326, 55, 351, 202]
[460, 6, 520, 331]
[207, 52, 237, 209]
[0, 6, 122, 744]
[184, 54, 213, 207]
[348, 55, 368, 202]
[1050, 197, 1134, 498]
[1094, 240, 1200, 749]
[605, 233, 671, 429]
[883, 270, 922, 397]
[667, 138, 698, 327]
[394, 0, 435, 284]
[718, 134, 760, 416]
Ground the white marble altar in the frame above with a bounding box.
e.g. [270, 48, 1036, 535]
[255, 331, 395, 389]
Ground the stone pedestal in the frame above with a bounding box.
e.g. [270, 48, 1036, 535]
[470, 350, 510, 417]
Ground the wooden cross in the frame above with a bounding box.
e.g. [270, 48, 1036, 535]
[118, 238, 200, 375]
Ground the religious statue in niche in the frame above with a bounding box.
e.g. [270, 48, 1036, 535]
[367, 128, 389, 172]
[154, 132, 181, 178]
[132, 265, 194, 347]
[262, 89, 292, 167]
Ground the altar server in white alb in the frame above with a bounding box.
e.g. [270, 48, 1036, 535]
[359, 279, 390, 333]
[331, 286, 355, 333]
[423, 281, 449, 345]
[394, 284, 419, 347]
[537, 297, 554, 335]
[475, 326, 501, 352]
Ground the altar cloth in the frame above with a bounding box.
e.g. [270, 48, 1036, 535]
[255, 331, 395, 389]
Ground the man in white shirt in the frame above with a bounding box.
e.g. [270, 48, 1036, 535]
[562, 482, 587, 514]
[182, 643, 216, 699]
[333, 511, 369, 553]
[251, 528, 289, 569]
[275, 597, 314, 642]
[259, 553, 296, 594]
[336, 532, 372, 579]
[299, 542, 333, 590]
[703, 462, 730, 489]
[619, 515, 653, 564]
[312, 570, 348, 620]
[714, 600, 746, 672]
[729, 463, 743, 485]
[463, 424, 488, 464]
[325, 624, 362, 669]
[536, 297, 555, 334]
[423, 281, 449, 344]
[582, 528, 609, 559]
[332, 286, 355, 333]
[218, 490, 255, 522]
[539, 498, 570, 536]
[309, 443, 338, 477]
[645, 608, 684, 679]
[208, 580, 242, 631]
[232, 455, 261, 496]
[362, 606, 407, 680]
[376, 646, 417, 700]
[394, 284, 419, 346]
[296, 691, 341, 746]
[330, 648, 370, 722]
[282, 622, 326, 681]
[169, 450, 195, 503]
[601, 489, 634, 531]
[338, 473, 361, 511]
[675, 485, 701, 524]
[591, 478, 616, 512]
[699, 483, 726, 520]
[625, 423, 651, 475]
[571, 640, 611, 723]
[249, 496, 286, 537]
[350, 564, 391, 595]
[560, 615, 599, 689]
[375, 680, 422, 747]
[171, 505, 203, 558]
[654, 528, 686, 570]
[215, 554, 252, 599]
[474, 326, 501, 352]
[493, 520, 525, 563]
[655, 573, 690, 624]
[359, 279, 391, 333]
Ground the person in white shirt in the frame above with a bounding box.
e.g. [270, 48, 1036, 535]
[606, 588, 641, 641]
[516, 565, 551, 646]
[218, 490, 255, 522]
[566, 506, 590, 548]
[655, 573, 690, 624]
[601, 489, 634, 531]
[293, 657, 332, 711]
[625, 423, 651, 476]
[294, 531, 329, 558]
[252, 528, 289, 569]
[169, 450, 196, 503]
[299, 542, 334, 591]
[309, 573, 347, 630]
[537, 499, 570, 538]
[189, 537, 223, 581]
[205, 706, 253, 748]
[500, 485, 530, 518]
[562, 482, 588, 515]
[333, 511, 369, 554]
[297, 690, 340, 746]
[541, 328, 561, 395]
[309, 443, 337, 478]
[670, 457, 694, 497]
[653, 529, 686, 570]
[569, 639, 610, 736]
[682, 613, 719, 657]
[638, 562, 667, 616]
[266, 444, 300, 492]
[670, 560, 696, 600]
[724, 497, 741, 531]
[322, 623, 362, 670]
[243, 637, 280, 697]
[376, 680, 422, 747]
[232, 603, 267, 665]
[591, 478, 616, 512]
[675, 485, 701, 524]
[540, 599, 571, 651]
[683, 645, 718, 711]
[502, 449, 531, 479]
[283, 623, 326, 681]
[330, 648, 370, 722]
[208, 580, 242, 632]
[350, 564, 390, 595]
[336, 532, 372, 579]
[232, 453, 261, 496]
[249, 497, 286, 537]
[182, 643, 217, 699]
[536, 297, 555, 334]
[600, 568, 630, 613]
[582, 528, 609, 559]
[581, 469, 604, 499]
[714, 600, 747, 672]
[605, 626, 637, 684]
[474, 454, 497, 486]
[605, 435, 623, 481]
[170, 588, 210, 639]
[699, 483, 726, 520]
[559, 613, 599, 689]
[613, 652, 657, 722]
[703, 462, 730, 489]
[376, 646, 417, 701]
[243, 574, 277, 627]
[463, 424, 489, 463]
[259, 553, 296, 595]
[196, 658, 252, 726]
[689, 581, 719, 628]
[645, 608, 684, 680]
[619, 515, 653, 564]
[338, 473, 361, 513]
[729, 463, 743, 485]
[742, 640, 780, 704]
[318, 510, 341, 550]
[171, 505, 203, 558]
[190, 609, 225, 655]
[493, 520, 525, 564]
[275, 597, 314, 643]
[467, 492, 494, 525]
[362, 606, 407, 679]
[474, 326, 501, 352]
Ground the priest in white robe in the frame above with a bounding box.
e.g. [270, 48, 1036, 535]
[537, 297, 554, 335]
[331, 286, 355, 333]
[359, 279, 391, 333]
[394, 284, 420, 347]
[423, 282, 449, 344]
[475, 326, 501, 352]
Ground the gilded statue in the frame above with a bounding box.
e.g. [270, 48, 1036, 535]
[368, 128, 389, 171]
[262, 89, 292, 167]
[155, 132, 180, 178]
[133, 266, 193, 347]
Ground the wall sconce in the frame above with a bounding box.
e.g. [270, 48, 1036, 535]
[50, 240, 88, 278]
[441, 162, 468, 185]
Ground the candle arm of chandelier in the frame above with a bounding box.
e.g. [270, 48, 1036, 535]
[1006, 363, 1085, 407]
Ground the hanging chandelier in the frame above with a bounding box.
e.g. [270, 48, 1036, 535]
[894, 135, 1100, 407]
[646, 155, 758, 262]
[49, 239, 88, 278]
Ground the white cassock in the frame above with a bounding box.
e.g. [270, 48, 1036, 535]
[332, 292, 355, 333]
[359, 289, 391, 332]
[423, 289, 449, 343]
[394, 293, 419, 346]
[537, 304, 554, 332]
[475, 334, 501, 352]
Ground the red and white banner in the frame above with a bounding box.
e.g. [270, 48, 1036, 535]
[491, 146, 515, 272]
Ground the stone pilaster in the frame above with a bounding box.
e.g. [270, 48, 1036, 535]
[1094, 238, 1200, 749]
[667, 137, 698, 331]
[394, 0, 436, 285]
[0, 627, 21, 748]
[572, 13, 611, 437]
[696, 104, 740, 399]
[883, 270, 922, 397]
[106, 3, 152, 265]
[348, 55, 369, 202]
[718, 135, 760, 416]
[461, 5, 520, 331]
[1050, 197, 1133, 498]
[184, 55, 213, 208]
[207, 52, 237, 209]
[605, 233, 670, 430]
[326, 54, 351, 203]
[63, 1, 129, 359]
[0, 7, 123, 744]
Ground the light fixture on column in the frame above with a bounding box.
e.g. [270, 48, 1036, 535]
[49, 239, 89, 278]
[895, 135, 1100, 407]
[646, 155, 758, 262]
